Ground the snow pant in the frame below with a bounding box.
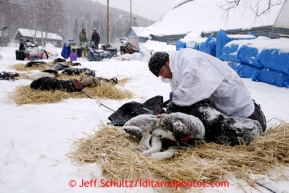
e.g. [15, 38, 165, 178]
[82, 49, 87, 57]
[80, 42, 87, 57]
[167, 99, 264, 146]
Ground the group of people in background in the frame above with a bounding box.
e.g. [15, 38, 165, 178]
[79, 28, 100, 58]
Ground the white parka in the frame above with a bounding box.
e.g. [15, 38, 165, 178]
[162, 48, 254, 118]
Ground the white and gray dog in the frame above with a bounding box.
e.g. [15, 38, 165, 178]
[122, 112, 205, 160]
[122, 106, 264, 160]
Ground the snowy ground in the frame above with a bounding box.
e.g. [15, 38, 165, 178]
[0, 42, 289, 193]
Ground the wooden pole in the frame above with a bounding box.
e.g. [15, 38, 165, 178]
[130, 0, 132, 26]
[107, 0, 110, 43]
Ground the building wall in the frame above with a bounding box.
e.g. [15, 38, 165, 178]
[138, 37, 148, 43]
[49, 40, 61, 47]
[202, 26, 289, 39]
[129, 38, 138, 48]
[34, 38, 61, 47]
[126, 29, 136, 39]
[150, 34, 186, 45]
[14, 30, 62, 47]
[274, 0, 289, 28]
[125, 29, 138, 47]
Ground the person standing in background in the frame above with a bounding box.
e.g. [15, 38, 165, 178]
[19, 36, 25, 50]
[91, 28, 100, 49]
[79, 29, 88, 58]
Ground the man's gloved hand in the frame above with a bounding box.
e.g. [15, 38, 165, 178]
[166, 92, 176, 113]
[165, 92, 193, 113]
[166, 103, 194, 114]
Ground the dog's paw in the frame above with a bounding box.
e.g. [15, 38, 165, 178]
[150, 152, 173, 160]
[142, 145, 161, 156]
[150, 152, 165, 160]
[150, 147, 178, 160]
[142, 149, 152, 156]
[138, 144, 150, 151]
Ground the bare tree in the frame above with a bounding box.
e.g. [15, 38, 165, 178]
[73, 19, 79, 41]
[37, 0, 65, 46]
[1, 0, 153, 46]
[0, 0, 24, 45]
[219, 0, 285, 18]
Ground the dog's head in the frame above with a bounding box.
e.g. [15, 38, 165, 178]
[81, 76, 101, 87]
[159, 113, 205, 143]
[149, 126, 176, 141]
[159, 113, 188, 136]
[150, 113, 189, 141]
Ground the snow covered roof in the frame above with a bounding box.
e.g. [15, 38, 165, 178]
[131, 27, 149, 37]
[144, 0, 285, 36]
[131, 27, 148, 36]
[14, 28, 62, 40]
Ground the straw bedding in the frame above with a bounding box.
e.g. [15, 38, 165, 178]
[12, 80, 132, 105]
[9, 61, 133, 104]
[68, 120, 289, 187]
[10, 62, 53, 71]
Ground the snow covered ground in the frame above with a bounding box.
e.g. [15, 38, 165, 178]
[0, 41, 289, 193]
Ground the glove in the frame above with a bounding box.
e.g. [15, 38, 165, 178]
[166, 103, 194, 114]
[166, 92, 195, 114]
[166, 103, 181, 114]
[166, 92, 179, 113]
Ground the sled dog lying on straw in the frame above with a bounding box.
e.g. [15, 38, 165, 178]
[123, 109, 263, 160]
[122, 113, 205, 160]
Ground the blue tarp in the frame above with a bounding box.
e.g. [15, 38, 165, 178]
[252, 68, 289, 88]
[225, 38, 289, 88]
[216, 29, 255, 60]
[61, 40, 76, 59]
[176, 40, 186, 51]
[199, 36, 216, 56]
[184, 39, 203, 50]
[222, 43, 240, 62]
[257, 48, 289, 75]
[228, 62, 259, 78]
[176, 31, 289, 88]
[61, 42, 69, 59]
[237, 45, 263, 68]
[176, 37, 216, 56]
